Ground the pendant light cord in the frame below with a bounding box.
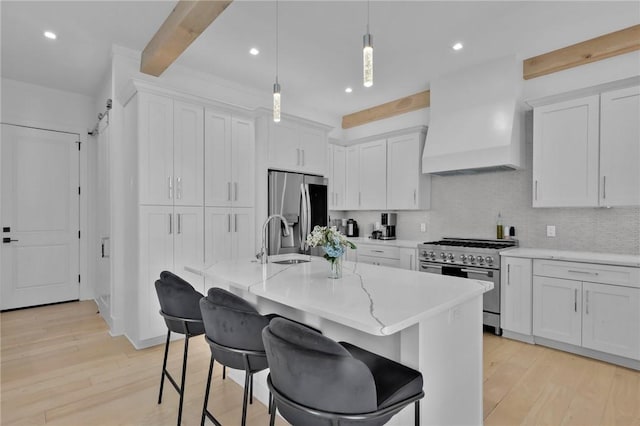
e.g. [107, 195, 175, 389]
[275, 0, 279, 83]
[367, 0, 370, 34]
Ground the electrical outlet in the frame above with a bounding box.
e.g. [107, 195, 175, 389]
[546, 225, 556, 237]
[420, 223, 426, 232]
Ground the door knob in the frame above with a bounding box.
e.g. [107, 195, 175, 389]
[3, 237, 18, 243]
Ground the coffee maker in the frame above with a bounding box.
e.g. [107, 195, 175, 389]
[380, 212, 396, 240]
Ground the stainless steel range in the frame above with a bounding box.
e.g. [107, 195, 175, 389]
[418, 237, 518, 334]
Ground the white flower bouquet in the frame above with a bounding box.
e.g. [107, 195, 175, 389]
[306, 226, 356, 278]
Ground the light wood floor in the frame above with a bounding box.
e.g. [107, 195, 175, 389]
[1, 301, 638, 426]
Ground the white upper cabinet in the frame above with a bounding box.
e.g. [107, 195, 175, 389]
[359, 139, 387, 210]
[327, 144, 346, 210]
[138, 93, 174, 205]
[173, 101, 205, 206]
[533, 95, 600, 207]
[599, 86, 640, 207]
[345, 145, 360, 210]
[531, 83, 640, 208]
[204, 109, 255, 208]
[387, 131, 431, 210]
[138, 93, 204, 206]
[268, 119, 328, 176]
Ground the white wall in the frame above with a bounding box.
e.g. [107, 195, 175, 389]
[1, 78, 98, 299]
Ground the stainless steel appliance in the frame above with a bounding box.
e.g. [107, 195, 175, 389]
[417, 237, 518, 334]
[380, 212, 396, 240]
[268, 170, 328, 256]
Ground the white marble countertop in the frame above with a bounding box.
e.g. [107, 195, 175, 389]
[500, 248, 640, 267]
[188, 255, 492, 336]
[347, 237, 423, 249]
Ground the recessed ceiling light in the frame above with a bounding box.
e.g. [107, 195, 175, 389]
[249, 47, 259, 56]
[44, 31, 57, 40]
[452, 42, 463, 51]
[345, 87, 353, 93]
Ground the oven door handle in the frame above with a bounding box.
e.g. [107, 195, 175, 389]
[419, 263, 442, 270]
[461, 268, 492, 275]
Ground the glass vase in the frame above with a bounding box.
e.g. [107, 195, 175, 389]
[328, 256, 343, 279]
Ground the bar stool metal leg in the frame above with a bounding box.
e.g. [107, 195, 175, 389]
[176, 335, 190, 426]
[249, 374, 254, 404]
[269, 401, 276, 426]
[415, 400, 420, 426]
[158, 330, 171, 404]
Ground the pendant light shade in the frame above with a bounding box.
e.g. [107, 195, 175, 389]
[273, 81, 281, 123]
[363, 33, 373, 88]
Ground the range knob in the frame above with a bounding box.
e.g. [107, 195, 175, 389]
[420, 250, 428, 257]
[477, 256, 485, 264]
[428, 251, 436, 260]
[447, 253, 454, 261]
[485, 256, 494, 265]
[440, 252, 446, 260]
[460, 254, 467, 262]
[467, 255, 475, 263]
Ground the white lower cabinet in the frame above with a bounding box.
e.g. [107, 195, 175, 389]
[501, 257, 533, 336]
[581, 281, 640, 359]
[533, 276, 582, 346]
[350, 244, 416, 270]
[139, 205, 204, 340]
[530, 259, 640, 362]
[399, 248, 417, 271]
[204, 207, 255, 265]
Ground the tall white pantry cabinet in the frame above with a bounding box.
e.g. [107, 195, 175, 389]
[120, 82, 255, 347]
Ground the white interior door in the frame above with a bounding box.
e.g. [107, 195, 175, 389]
[1, 124, 80, 310]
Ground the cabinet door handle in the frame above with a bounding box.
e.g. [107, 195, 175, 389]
[301, 149, 305, 166]
[507, 264, 511, 285]
[602, 176, 606, 199]
[227, 214, 231, 232]
[568, 269, 599, 276]
[534, 180, 538, 200]
[234, 214, 238, 232]
[177, 214, 181, 234]
[585, 290, 589, 315]
[296, 148, 301, 166]
[413, 189, 417, 204]
[168, 177, 173, 199]
[234, 182, 238, 201]
[227, 182, 231, 201]
[409, 254, 413, 270]
[574, 288, 577, 312]
[358, 192, 361, 206]
[169, 213, 173, 234]
[372, 250, 384, 253]
[176, 177, 182, 200]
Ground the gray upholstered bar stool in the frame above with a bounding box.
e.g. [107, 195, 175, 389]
[155, 270, 206, 426]
[263, 317, 425, 426]
[199, 287, 273, 426]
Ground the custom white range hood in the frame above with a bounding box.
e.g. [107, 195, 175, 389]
[422, 55, 525, 175]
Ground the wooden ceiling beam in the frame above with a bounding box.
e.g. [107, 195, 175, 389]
[140, 0, 233, 77]
[342, 90, 430, 129]
[523, 24, 640, 80]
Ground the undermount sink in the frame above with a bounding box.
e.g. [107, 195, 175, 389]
[273, 259, 310, 265]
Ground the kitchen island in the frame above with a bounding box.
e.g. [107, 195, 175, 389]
[188, 255, 493, 425]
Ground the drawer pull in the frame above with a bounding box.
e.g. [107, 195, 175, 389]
[371, 250, 384, 253]
[461, 268, 491, 276]
[574, 289, 577, 312]
[568, 270, 599, 276]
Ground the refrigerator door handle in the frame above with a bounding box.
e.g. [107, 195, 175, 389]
[304, 183, 312, 238]
[299, 183, 307, 251]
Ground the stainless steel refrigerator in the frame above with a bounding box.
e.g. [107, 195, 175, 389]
[268, 170, 328, 256]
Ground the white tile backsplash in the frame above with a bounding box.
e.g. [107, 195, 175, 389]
[335, 119, 640, 255]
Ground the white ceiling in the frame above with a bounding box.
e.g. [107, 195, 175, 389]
[2, 1, 638, 119]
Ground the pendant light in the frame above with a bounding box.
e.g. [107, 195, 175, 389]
[273, 0, 281, 122]
[363, 0, 373, 88]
